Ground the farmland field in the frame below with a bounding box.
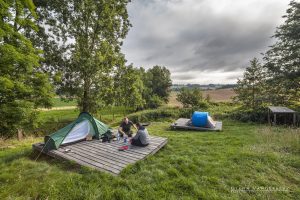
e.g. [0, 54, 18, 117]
[168, 88, 236, 107]
[202, 88, 236, 102]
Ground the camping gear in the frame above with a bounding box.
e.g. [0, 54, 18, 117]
[118, 145, 129, 151]
[171, 118, 222, 131]
[207, 116, 216, 128]
[64, 148, 71, 153]
[43, 112, 111, 152]
[192, 111, 208, 127]
[86, 134, 93, 141]
[141, 122, 151, 127]
[117, 132, 120, 141]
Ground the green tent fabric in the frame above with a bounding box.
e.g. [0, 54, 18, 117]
[43, 112, 110, 152]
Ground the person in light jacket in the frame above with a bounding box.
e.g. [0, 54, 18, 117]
[131, 123, 149, 147]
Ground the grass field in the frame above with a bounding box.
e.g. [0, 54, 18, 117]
[1, 120, 299, 199]
[1, 94, 299, 199]
[51, 97, 77, 107]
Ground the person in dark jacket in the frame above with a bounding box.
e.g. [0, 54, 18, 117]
[131, 123, 149, 147]
[118, 117, 137, 137]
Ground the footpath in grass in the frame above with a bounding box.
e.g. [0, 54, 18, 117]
[0, 120, 299, 199]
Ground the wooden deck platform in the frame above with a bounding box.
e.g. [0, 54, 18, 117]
[171, 118, 222, 131]
[32, 136, 167, 175]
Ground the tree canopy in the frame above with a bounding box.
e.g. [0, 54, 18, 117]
[236, 1, 300, 109]
[263, 0, 300, 105]
[0, 0, 175, 138]
[145, 66, 172, 103]
[234, 58, 267, 109]
[176, 88, 208, 108]
[36, 0, 131, 113]
[0, 0, 53, 137]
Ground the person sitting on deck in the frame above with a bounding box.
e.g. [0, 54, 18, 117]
[118, 117, 137, 137]
[131, 123, 149, 147]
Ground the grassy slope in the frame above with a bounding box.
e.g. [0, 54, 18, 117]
[35, 106, 133, 136]
[1, 121, 299, 199]
[51, 98, 77, 107]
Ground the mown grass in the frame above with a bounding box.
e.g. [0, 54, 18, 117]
[1, 120, 299, 199]
[35, 106, 133, 136]
[51, 97, 77, 107]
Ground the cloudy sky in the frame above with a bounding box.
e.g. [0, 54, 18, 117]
[121, 0, 291, 84]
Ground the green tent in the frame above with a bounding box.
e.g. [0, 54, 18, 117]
[43, 112, 110, 152]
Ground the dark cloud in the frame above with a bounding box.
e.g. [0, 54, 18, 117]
[172, 73, 198, 80]
[122, 0, 290, 84]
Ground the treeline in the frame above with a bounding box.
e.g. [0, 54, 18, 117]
[172, 84, 237, 91]
[0, 0, 171, 137]
[234, 1, 300, 118]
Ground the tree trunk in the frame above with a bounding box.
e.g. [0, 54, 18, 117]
[252, 85, 255, 109]
[82, 78, 90, 112]
[14, 0, 19, 31]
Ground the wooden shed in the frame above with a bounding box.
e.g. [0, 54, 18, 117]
[268, 106, 298, 126]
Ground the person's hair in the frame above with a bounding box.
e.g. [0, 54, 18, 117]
[136, 122, 141, 127]
[123, 117, 128, 120]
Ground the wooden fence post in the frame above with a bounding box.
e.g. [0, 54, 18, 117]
[17, 129, 23, 141]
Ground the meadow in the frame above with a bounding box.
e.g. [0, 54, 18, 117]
[1, 120, 299, 199]
[1, 93, 299, 200]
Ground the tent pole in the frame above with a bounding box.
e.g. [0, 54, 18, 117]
[34, 139, 51, 161]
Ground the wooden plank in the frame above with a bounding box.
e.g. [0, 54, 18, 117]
[149, 139, 168, 155]
[80, 141, 146, 159]
[67, 143, 136, 165]
[80, 138, 167, 157]
[88, 141, 152, 156]
[73, 141, 143, 161]
[268, 106, 296, 113]
[32, 135, 168, 175]
[171, 118, 222, 131]
[57, 147, 122, 170]
[54, 149, 120, 174]
[91, 141, 160, 156]
[70, 142, 137, 164]
[61, 146, 127, 168]
[33, 143, 113, 174]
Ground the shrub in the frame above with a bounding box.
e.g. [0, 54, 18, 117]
[176, 88, 209, 108]
[227, 107, 268, 123]
[127, 108, 179, 123]
[146, 95, 164, 109]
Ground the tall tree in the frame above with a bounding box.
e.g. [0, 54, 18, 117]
[145, 66, 172, 103]
[263, 0, 300, 105]
[0, 0, 53, 137]
[176, 88, 205, 108]
[114, 64, 146, 110]
[38, 0, 131, 113]
[234, 58, 266, 109]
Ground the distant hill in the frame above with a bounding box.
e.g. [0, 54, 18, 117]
[171, 84, 237, 91]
